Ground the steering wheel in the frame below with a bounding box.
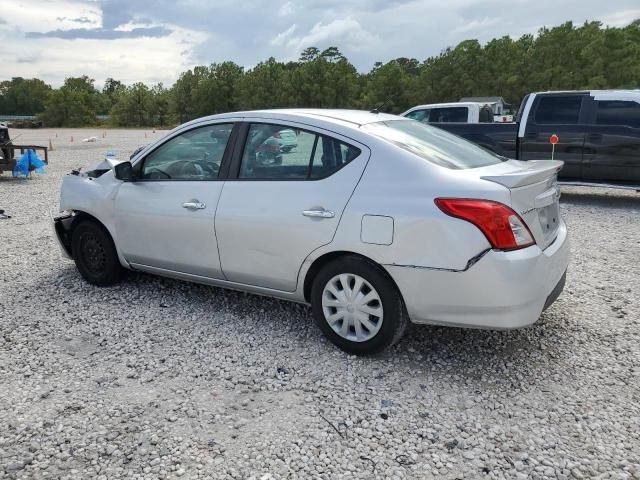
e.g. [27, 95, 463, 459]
[146, 167, 170, 179]
[179, 160, 218, 178]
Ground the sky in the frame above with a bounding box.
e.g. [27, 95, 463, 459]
[0, 0, 639, 89]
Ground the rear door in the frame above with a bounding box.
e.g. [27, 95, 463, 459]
[214, 121, 369, 291]
[520, 93, 588, 179]
[581, 97, 640, 183]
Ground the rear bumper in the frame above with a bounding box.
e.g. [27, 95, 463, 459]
[385, 221, 570, 329]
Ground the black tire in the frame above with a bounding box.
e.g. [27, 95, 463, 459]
[310, 255, 408, 355]
[71, 220, 123, 286]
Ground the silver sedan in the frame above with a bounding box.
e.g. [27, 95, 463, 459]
[54, 110, 570, 354]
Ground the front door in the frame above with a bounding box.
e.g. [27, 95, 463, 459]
[520, 94, 587, 179]
[215, 121, 369, 291]
[114, 122, 236, 278]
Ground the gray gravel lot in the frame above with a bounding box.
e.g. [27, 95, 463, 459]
[1, 128, 639, 479]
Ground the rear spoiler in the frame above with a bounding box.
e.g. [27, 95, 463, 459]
[481, 160, 563, 188]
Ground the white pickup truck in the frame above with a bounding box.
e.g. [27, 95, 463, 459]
[402, 102, 501, 124]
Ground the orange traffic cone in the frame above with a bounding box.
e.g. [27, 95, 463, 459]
[48, 138, 54, 151]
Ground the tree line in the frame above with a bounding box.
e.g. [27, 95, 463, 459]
[1, 20, 639, 127]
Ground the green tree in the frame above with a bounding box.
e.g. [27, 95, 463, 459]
[362, 60, 416, 113]
[100, 78, 126, 114]
[40, 76, 99, 126]
[289, 46, 359, 108]
[190, 62, 244, 118]
[237, 57, 292, 109]
[110, 82, 153, 127]
[0, 78, 51, 115]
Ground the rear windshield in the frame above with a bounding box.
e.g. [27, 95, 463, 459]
[363, 120, 504, 169]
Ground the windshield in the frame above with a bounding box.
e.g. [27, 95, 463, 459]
[363, 119, 505, 169]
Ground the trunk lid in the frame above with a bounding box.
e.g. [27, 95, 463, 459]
[479, 160, 563, 250]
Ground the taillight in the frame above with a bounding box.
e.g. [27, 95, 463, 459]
[434, 198, 535, 251]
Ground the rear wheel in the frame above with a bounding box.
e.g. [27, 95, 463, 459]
[71, 221, 122, 286]
[311, 256, 408, 355]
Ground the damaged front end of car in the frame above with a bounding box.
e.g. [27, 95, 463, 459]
[53, 153, 127, 260]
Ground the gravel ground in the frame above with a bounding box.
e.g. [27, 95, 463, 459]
[1, 128, 639, 480]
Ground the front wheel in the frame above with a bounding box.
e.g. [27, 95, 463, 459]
[311, 256, 408, 355]
[71, 221, 123, 286]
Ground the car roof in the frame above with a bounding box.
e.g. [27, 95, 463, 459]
[403, 102, 481, 111]
[535, 89, 640, 95]
[181, 109, 401, 130]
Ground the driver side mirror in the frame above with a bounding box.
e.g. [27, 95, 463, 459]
[114, 161, 134, 182]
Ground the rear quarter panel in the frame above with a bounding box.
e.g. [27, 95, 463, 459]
[321, 139, 512, 271]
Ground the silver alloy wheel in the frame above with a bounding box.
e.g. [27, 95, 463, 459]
[321, 273, 384, 343]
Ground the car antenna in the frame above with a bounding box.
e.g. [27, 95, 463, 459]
[370, 96, 394, 114]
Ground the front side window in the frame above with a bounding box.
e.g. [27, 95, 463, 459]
[141, 123, 233, 180]
[239, 123, 361, 180]
[595, 100, 640, 128]
[534, 96, 583, 125]
[363, 119, 504, 169]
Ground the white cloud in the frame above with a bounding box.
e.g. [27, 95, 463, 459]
[601, 9, 640, 27]
[271, 24, 297, 46]
[0, 0, 100, 32]
[278, 1, 295, 17]
[284, 18, 379, 53]
[452, 17, 502, 35]
[0, 23, 207, 88]
[0, 0, 638, 86]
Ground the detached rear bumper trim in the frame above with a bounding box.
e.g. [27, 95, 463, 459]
[53, 212, 74, 259]
[543, 270, 566, 311]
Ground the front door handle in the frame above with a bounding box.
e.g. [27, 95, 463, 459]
[182, 201, 206, 210]
[302, 209, 335, 218]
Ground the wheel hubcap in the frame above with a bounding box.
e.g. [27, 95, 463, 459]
[80, 233, 106, 274]
[322, 273, 383, 343]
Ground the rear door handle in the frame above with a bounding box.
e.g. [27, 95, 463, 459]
[182, 201, 206, 210]
[302, 209, 335, 218]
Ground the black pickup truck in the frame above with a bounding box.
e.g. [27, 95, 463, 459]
[404, 91, 640, 186]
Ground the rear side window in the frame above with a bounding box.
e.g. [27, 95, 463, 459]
[534, 96, 583, 125]
[429, 107, 468, 123]
[595, 100, 640, 128]
[364, 120, 504, 169]
[239, 123, 361, 180]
